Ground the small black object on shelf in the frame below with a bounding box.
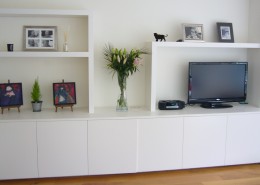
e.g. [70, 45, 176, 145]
[154, 33, 168, 42]
[158, 100, 185, 110]
[176, 39, 183, 42]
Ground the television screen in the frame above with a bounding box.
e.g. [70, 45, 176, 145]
[188, 62, 248, 108]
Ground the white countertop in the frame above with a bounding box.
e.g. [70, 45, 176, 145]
[1, 103, 260, 122]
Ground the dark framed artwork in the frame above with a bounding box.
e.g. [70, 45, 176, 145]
[217, 22, 234, 43]
[0, 83, 23, 107]
[23, 26, 58, 51]
[183, 24, 204, 42]
[53, 82, 76, 106]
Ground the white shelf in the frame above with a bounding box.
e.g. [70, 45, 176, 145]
[1, 104, 260, 122]
[0, 52, 90, 58]
[0, 9, 92, 17]
[152, 42, 260, 48]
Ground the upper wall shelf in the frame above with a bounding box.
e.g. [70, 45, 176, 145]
[0, 52, 90, 58]
[152, 42, 260, 49]
[0, 9, 92, 17]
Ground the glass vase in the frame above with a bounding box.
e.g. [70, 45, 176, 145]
[116, 73, 128, 111]
[63, 42, 68, 52]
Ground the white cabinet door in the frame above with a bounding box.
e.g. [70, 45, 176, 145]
[138, 117, 183, 172]
[183, 115, 227, 168]
[226, 113, 260, 165]
[37, 120, 88, 177]
[88, 119, 137, 175]
[0, 121, 38, 180]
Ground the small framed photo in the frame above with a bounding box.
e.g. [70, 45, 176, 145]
[53, 82, 76, 106]
[217, 22, 234, 43]
[23, 26, 58, 51]
[183, 24, 204, 42]
[0, 83, 23, 107]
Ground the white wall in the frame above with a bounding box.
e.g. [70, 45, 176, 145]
[0, 0, 251, 108]
[248, 0, 260, 106]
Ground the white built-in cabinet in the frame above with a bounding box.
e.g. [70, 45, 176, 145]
[1, 4, 260, 181]
[88, 119, 137, 175]
[2, 110, 260, 179]
[226, 113, 260, 165]
[37, 120, 88, 177]
[0, 121, 38, 180]
[138, 117, 183, 172]
[183, 116, 227, 168]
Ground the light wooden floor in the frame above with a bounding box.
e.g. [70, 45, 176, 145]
[1, 164, 260, 185]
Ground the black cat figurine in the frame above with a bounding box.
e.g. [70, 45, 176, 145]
[154, 33, 168, 42]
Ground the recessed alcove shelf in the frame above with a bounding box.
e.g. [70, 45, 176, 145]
[148, 41, 260, 112]
[0, 8, 94, 113]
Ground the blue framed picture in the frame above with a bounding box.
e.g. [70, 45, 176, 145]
[0, 83, 23, 107]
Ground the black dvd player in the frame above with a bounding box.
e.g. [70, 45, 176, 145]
[158, 100, 185, 110]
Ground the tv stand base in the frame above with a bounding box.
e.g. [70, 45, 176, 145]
[201, 103, 233, 109]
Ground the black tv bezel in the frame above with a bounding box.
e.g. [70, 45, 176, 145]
[187, 62, 248, 107]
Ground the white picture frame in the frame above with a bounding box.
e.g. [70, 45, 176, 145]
[23, 26, 58, 51]
[182, 24, 204, 42]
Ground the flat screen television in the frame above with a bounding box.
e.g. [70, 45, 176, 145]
[188, 62, 248, 108]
